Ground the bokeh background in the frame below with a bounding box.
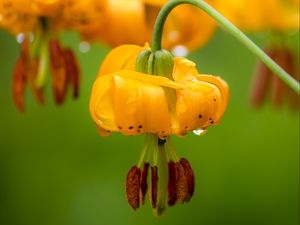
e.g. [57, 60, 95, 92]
[0, 28, 299, 225]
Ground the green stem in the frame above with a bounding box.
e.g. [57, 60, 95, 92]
[151, 0, 300, 94]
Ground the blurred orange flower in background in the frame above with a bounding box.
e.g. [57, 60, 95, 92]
[0, 0, 84, 111]
[217, 0, 299, 110]
[80, 0, 217, 53]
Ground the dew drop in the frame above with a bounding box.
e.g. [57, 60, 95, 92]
[193, 128, 207, 136]
[172, 45, 189, 57]
[16, 33, 25, 44]
[79, 41, 90, 53]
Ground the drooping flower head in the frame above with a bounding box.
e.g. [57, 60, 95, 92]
[217, 0, 299, 110]
[89, 44, 229, 215]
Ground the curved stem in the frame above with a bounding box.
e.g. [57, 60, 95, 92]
[151, 0, 300, 94]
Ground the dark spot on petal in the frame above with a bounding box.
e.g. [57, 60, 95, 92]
[185, 126, 188, 129]
[213, 99, 216, 101]
[118, 126, 122, 130]
[162, 131, 165, 134]
[129, 126, 133, 129]
[138, 125, 143, 129]
[210, 121, 214, 124]
[137, 130, 141, 133]
[209, 118, 212, 121]
[198, 114, 202, 119]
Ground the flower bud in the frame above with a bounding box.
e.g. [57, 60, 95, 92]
[135, 49, 174, 79]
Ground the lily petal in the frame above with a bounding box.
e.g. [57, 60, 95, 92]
[195, 74, 230, 119]
[175, 81, 224, 135]
[113, 74, 171, 136]
[99, 44, 150, 75]
[90, 70, 184, 136]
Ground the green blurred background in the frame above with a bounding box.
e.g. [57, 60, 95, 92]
[0, 29, 299, 225]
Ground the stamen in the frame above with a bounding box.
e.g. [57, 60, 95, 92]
[126, 166, 141, 211]
[179, 158, 195, 202]
[62, 48, 80, 98]
[150, 166, 158, 209]
[140, 163, 149, 205]
[271, 49, 285, 107]
[12, 57, 26, 112]
[167, 137, 179, 162]
[48, 39, 67, 104]
[175, 162, 188, 203]
[137, 135, 151, 168]
[153, 143, 168, 216]
[168, 160, 177, 206]
[153, 136, 158, 166]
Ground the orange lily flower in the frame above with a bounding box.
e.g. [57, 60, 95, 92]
[90, 45, 228, 138]
[89, 44, 229, 214]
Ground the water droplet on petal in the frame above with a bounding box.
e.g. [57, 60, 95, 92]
[79, 41, 90, 53]
[16, 33, 25, 44]
[172, 45, 189, 57]
[193, 128, 207, 136]
[0, 14, 3, 22]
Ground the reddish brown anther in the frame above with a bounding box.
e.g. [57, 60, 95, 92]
[12, 57, 26, 112]
[126, 166, 141, 211]
[250, 56, 272, 107]
[63, 48, 80, 98]
[175, 162, 188, 203]
[270, 49, 285, 107]
[140, 163, 149, 205]
[284, 50, 299, 110]
[20, 37, 30, 61]
[27, 58, 44, 105]
[180, 158, 195, 202]
[168, 160, 177, 206]
[150, 166, 158, 209]
[250, 47, 299, 111]
[49, 39, 67, 104]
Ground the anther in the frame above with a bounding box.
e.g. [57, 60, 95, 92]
[168, 161, 177, 206]
[140, 163, 149, 205]
[126, 166, 141, 211]
[150, 166, 158, 209]
[179, 158, 195, 202]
